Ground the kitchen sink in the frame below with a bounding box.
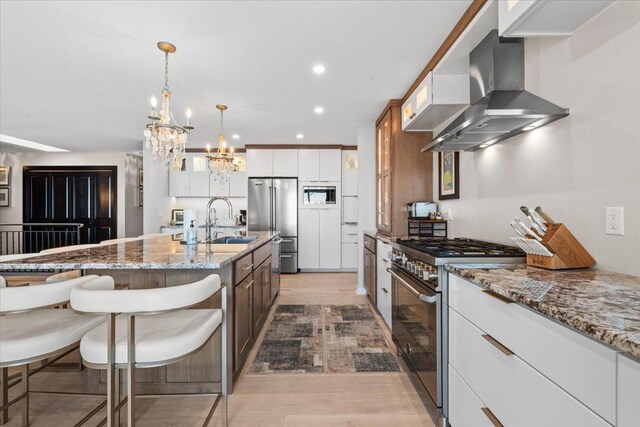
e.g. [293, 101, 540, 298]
[211, 236, 257, 244]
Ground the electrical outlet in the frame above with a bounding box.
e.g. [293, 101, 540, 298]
[448, 208, 454, 220]
[605, 207, 624, 236]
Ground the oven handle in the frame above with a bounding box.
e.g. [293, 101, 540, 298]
[387, 268, 438, 304]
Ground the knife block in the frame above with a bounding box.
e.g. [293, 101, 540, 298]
[527, 223, 596, 270]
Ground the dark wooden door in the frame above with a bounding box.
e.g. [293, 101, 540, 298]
[262, 257, 273, 311]
[235, 274, 253, 373]
[252, 262, 267, 338]
[23, 166, 117, 248]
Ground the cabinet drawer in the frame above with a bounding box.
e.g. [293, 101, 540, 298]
[376, 239, 391, 260]
[448, 365, 494, 427]
[253, 241, 272, 268]
[449, 274, 617, 423]
[234, 252, 253, 285]
[618, 354, 640, 427]
[449, 309, 611, 427]
[363, 234, 376, 254]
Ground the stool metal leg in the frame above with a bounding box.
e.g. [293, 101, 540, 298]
[0, 368, 8, 425]
[106, 313, 117, 427]
[21, 365, 29, 427]
[127, 315, 136, 427]
[221, 285, 228, 427]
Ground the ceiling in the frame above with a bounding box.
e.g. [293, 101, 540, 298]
[0, 0, 471, 152]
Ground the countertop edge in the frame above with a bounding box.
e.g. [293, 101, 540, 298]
[445, 264, 640, 360]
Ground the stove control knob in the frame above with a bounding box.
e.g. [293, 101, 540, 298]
[425, 272, 438, 281]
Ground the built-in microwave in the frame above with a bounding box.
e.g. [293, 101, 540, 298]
[302, 186, 337, 205]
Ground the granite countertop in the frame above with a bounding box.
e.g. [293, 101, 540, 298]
[446, 264, 640, 359]
[0, 231, 279, 271]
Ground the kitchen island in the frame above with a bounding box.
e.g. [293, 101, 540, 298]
[0, 230, 281, 395]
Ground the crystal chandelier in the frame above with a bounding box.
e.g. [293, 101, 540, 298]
[143, 41, 193, 171]
[207, 105, 235, 184]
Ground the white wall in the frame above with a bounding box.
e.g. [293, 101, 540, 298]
[435, 1, 640, 275]
[0, 151, 142, 238]
[357, 122, 376, 292]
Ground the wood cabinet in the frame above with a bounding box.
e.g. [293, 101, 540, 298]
[376, 100, 432, 236]
[363, 234, 376, 305]
[235, 273, 253, 371]
[252, 256, 271, 337]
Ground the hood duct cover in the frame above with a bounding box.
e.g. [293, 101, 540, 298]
[423, 30, 569, 152]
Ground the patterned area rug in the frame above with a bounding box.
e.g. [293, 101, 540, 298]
[250, 304, 400, 374]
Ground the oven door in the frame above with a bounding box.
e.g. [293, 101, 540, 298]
[390, 267, 441, 409]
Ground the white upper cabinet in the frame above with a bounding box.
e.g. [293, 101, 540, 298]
[272, 149, 298, 176]
[319, 149, 341, 181]
[209, 176, 230, 197]
[189, 153, 210, 197]
[402, 71, 469, 131]
[499, 0, 612, 37]
[342, 151, 358, 196]
[246, 149, 273, 177]
[298, 149, 320, 181]
[229, 171, 247, 197]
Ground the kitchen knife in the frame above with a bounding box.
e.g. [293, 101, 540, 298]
[535, 206, 556, 225]
[510, 222, 526, 238]
[521, 206, 547, 232]
[515, 218, 542, 241]
[527, 215, 546, 236]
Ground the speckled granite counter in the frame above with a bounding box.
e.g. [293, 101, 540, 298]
[0, 230, 279, 271]
[446, 264, 640, 359]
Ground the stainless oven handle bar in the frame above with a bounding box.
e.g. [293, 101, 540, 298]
[387, 268, 437, 303]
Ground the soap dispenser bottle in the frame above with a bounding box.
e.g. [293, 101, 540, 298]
[186, 220, 197, 245]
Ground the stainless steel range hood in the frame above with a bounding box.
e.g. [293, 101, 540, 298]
[423, 30, 569, 152]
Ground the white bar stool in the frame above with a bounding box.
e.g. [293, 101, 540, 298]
[70, 274, 228, 427]
[40, 244, 100, 254]
[0, 275, 111, 426]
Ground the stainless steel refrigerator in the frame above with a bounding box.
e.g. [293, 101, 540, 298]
[248, 178, 298, 273]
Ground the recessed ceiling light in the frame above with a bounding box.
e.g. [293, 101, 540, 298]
[232, 134, 240, 139]
[314, 106, 324, 114]
[312, 64, 326, 74]
[296, 133, 304, 139]
[0, 134, 68, 152]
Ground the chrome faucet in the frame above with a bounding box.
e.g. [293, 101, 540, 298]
[205, 197, 234, 242]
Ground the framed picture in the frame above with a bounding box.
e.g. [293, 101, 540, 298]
[439, 151, 459, 200]
[171, 209, 184, 225]
[138, 169, 144, 187]
[0, 188, 10, 207]
[138, 187, 144, 207]
[0, 166, 10, 186]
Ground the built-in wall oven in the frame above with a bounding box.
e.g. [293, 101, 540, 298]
[302, 186, 336, 205]
[389, 261, 441, 420]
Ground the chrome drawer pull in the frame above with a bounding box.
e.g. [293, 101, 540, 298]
[243, 280, 254, 290]
[482, 289, 512, 304]
[481, 407, 504, 427]
[242, 264, 254, 272]
[482, 334, 515, 356]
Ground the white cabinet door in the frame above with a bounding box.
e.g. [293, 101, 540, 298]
[169, 157, 189, 197]
[189, 154, 210, 196]
[229, 171, 247, 197]
[376, 255, 392, 328]
[341, 242, 358, 269]
[209, 176, 230, 197]
[298, 149, 320, 181]
[618, 354, 640, 427]
[319, 208, 341, 268]
[246, 149, 273, 177]
[298, 209, 319, 269]
[498, 0, 538, 36]
[272, 149, 298, 177]
[449, 365, 494, 427]
[319, 149, 341, 181]
[342, 196, 358, 223]
[341, 151, 358, 196]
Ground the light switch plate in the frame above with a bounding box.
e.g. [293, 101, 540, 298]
[605, 207, 624, 236]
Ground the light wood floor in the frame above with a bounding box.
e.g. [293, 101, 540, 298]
[3, 273, 435, 426]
